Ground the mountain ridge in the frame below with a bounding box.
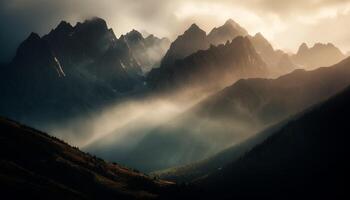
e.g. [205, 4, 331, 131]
[107, 56, 350, 173]
[147, 36, 268, 95]
[293, 42, 345, 69]
[190, 74, 350, 199]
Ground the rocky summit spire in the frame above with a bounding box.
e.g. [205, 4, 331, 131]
[208, 19, 248, 46]
[297, 43, 309, 55]
[160, 23, 209, 66]
[187, 23, 202, 32]
[224, 18, 238, 26]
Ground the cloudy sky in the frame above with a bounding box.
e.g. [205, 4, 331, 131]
[1, 0, 350, 62]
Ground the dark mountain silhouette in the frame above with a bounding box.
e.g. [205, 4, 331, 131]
[207, 19, 248, 45]
[42, 17, 142, 79]
[124, 30, 170, 73]
[0, 17, 145, 143]
[160, 24, 209, 66]
[293, 42, 345, 69]
[43, 18, 117, 66]
[10, 32, 66, 78]
[105, 57, 350, 173]
[0, 117, 174, 199]
[188, 77, 350, 199]
[148, 36, 268, 93]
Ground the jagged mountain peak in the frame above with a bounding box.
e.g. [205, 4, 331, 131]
[145, 34, 156, 40]
[73, 17, 109, 35]
[56, 20, 73, 31]
[82, 16, 107, 27]
[148, 34, 267, 94]
[297, 42, 309, 54]
[46, 21, 74, 39]
[208, 19, 248, 46]
[127, 29, 143, 36]
[294, 42, 345, 69]
[252, 32, 271, 45]
[312, 42, 340, 51]
[254, 32, 266, 40]
[16, 32, 47, 56]
[185, 23, 206, 35]
[225, 18, 237, 25]
[160, 23, 208, 66]
[223, 18, 245, 31]
[248, 33, 274, 53]
[125, 29, 144, 43]
[26, 32, 41, 41]
[189, 23, 200, 30]
[210, 19, 247, 33]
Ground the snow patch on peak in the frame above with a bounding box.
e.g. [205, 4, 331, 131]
[54, 57, 66, 77]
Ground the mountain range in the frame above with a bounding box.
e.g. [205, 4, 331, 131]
[88, 56, 350, 172]
[1, 16, 344, 136]
[1, 15, 349, 199]
[148, 36, 268, 94]
[293, 42, 345, 69]
[156, 19, 345, 80]
[0, 17, 169, 143]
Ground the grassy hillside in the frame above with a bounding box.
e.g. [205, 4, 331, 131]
[0, 117, 174, 199]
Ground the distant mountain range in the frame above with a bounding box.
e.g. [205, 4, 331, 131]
[91, 56, 350, 172]
[154, 20, 297, 84]
[148, 36, 268, 94]
[293, 42, 345, 69]
[1, 16, 344, 134]
[1, 15, 350, 199]
[0, 117, 174, 199]
[156, 19, 345, 82]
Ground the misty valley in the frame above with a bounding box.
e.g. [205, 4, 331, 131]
[1, 3, 349, 199]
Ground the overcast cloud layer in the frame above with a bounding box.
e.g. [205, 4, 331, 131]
[1, 0, 350, 62]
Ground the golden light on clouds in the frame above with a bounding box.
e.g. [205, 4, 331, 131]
[173, 1, 288, 48]
[1, 0, 350, 61]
